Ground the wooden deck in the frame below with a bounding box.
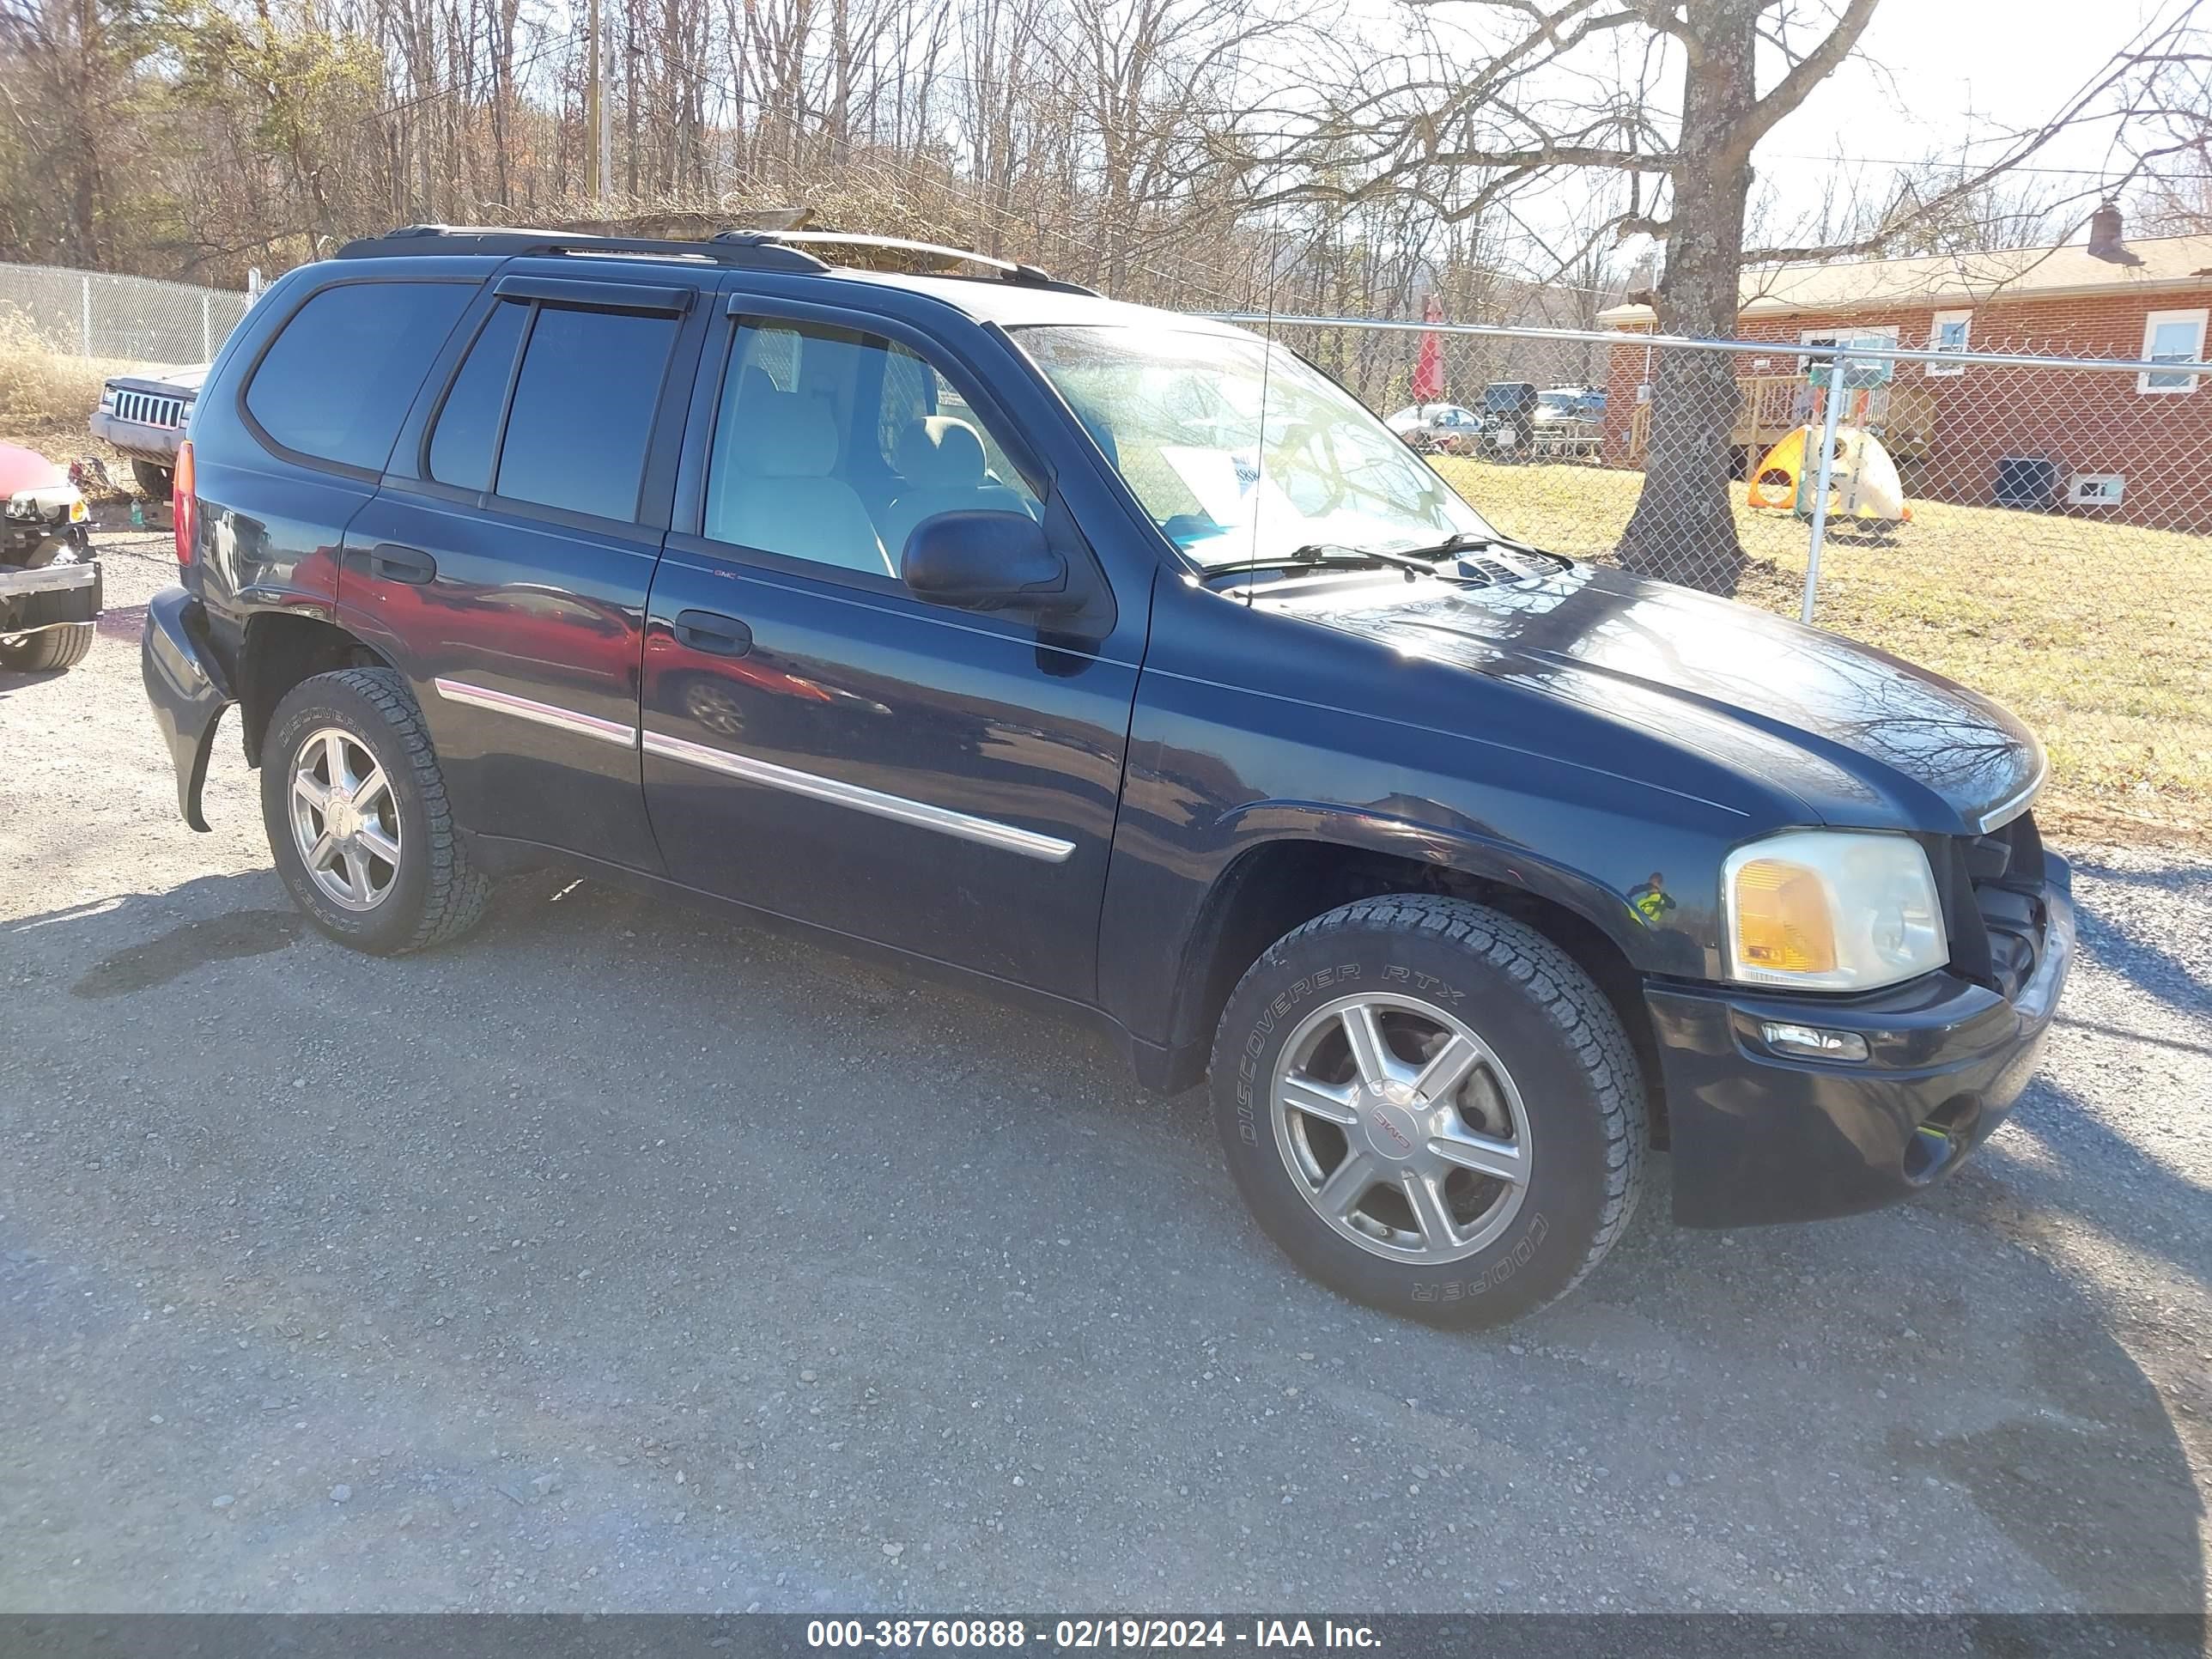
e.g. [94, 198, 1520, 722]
[1627, 374, 1938, 465]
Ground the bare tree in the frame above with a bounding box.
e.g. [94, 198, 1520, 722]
[1237, 0, 2190, 592]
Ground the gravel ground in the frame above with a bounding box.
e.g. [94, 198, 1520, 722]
[3, 529, 2208, 1613]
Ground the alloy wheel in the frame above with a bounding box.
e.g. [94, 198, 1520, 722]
[1270, 993, 1532, 1263]
[288, 726, 401, 911]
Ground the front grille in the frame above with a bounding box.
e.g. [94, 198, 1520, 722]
[1939, 811, 2049, 1001]
[112, 390, 185, 428]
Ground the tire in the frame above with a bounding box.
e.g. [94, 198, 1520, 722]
[260, 666, 491, 955]
[0, 623, 94, 672]
[131, 458, 173, 498]
[1210, 895, 1646, 1328]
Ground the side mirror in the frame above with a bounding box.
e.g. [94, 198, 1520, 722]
[901, 510, 1069, 613]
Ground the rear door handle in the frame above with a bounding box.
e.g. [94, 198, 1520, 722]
[367, 543, 437, 585]
[673, 609, 753, 656]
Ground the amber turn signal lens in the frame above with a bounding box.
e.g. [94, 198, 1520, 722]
[1732, 858, 1838, 974]
[173, 438, 196, 568]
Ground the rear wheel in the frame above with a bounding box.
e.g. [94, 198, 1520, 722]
[0, 623, 94, 672]
[1210, 895, 1646, 1327]
[260, 667, 490, 955]
[131, 458, 173, 498]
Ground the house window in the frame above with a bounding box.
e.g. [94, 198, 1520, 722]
[2139, 308, 2207, 393]
[1926, 309, 1972, 377]
[1799, 325, 1898, 389]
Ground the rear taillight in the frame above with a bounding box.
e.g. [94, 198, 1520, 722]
[173, 439, 196, 568]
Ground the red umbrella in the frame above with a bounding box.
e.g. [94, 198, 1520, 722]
[1411, 295, 1444, 404]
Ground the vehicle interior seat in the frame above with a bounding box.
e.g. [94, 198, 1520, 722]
[878, 416, 1035, 557]
[705, 392, 893, 577]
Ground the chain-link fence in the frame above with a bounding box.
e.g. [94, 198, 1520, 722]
[0, 262, 251, 368]
[1214, 312, 2212, 625]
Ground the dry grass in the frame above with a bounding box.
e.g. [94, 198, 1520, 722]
[0, 315, 151, 491]
[1434, 456, 2212, 848]
[0, 311, 117, 430]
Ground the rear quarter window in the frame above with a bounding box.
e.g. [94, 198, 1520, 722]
[243, 281, 473, 472]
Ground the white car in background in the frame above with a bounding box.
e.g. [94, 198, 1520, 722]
[1384, 402, 1484, 454]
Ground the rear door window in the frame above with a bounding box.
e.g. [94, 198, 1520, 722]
[494, 306, 678, 521]
[245, 281, 471, 471]
[427, 300, 529, 491]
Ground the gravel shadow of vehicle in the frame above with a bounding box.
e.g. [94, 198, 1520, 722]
[1, 870, 2203, 1613]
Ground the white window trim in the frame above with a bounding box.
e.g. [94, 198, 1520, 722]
[2138, 307, 2207, 394]
[1926, 309, 1972, 377]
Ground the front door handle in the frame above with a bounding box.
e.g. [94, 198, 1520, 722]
[673, 609, 753, 656]
[367, 542, 437, 585]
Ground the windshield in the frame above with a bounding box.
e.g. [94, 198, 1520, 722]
[1014, 325, 1492, 569]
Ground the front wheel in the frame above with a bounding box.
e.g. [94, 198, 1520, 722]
[1210, 895, 1647, 1327]
[132, 458, 173, 498]
[260, 667, 490, 955]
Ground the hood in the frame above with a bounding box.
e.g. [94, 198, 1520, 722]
[1282, 560, 2043, 835]
[106, 365, 206, 398]
[0, 442, 67, 497]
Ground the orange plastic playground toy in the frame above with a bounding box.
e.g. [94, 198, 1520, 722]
[1747, 426, 1911, 524]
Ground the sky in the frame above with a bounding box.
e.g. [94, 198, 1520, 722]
[1475, 0, 2197, 285]
[1765, 0, 2179, 222]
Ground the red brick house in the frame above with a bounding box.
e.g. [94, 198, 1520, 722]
[1595, 234, 2212, 528]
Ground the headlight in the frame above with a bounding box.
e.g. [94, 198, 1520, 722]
[1723, 830, 1947, 991]
[99, 388, 116, 412]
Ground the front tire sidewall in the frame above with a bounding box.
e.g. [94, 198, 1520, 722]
[261, 678, 436, 954]
[1213, 915, 1620, 1327]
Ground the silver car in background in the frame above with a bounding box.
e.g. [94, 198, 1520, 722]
[89, 364, 204, 495]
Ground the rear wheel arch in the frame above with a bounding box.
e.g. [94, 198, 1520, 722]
[238, 612, 395, 767]
[1166, 830, 1668, 1142]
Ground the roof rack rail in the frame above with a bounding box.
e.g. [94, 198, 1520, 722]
[333, 224, 832, 274]
[713, 229, 1099, 295]
[333, 222, 1103, 296]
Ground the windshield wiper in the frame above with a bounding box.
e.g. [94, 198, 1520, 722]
[1205, 543, 1443, 582]
[1284, 542, 1447, 576]
[1209, 534, 1565, 585]
[1389, 531, 1567, 568]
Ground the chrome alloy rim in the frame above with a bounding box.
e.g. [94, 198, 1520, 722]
[289, 726, 400, 911]
[1270, 994, 1532, 1263]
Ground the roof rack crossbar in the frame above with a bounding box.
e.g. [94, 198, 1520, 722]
[335, 225, 832, 274]
[714, 229, 1097, 295]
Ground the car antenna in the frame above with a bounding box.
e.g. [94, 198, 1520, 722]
[1243, 204, 1285, 606]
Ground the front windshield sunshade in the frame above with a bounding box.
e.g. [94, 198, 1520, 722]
[1012, 325, 1495, 570]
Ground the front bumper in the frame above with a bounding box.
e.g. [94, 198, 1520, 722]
[89, 411, 185, 466]
[1650, 855, 2075, 1228]
[142, 585, 232, 831]
[0, 558, 101, 635]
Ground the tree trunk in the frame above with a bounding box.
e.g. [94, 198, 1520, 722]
[1617, 3, 1759, 595]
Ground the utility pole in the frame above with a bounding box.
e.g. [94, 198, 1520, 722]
[596, 0, 613, 209]
[584, 0, 610, 206]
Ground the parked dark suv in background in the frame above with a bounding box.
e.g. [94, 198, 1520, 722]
[142, 226, 2071, 1326]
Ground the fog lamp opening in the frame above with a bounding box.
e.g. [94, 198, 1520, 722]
[1759, 1021, 1869, 1062]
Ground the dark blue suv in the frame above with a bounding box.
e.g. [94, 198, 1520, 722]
[142, 226, 2072, 1326]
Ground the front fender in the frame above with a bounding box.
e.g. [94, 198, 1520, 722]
[1208, 798, 1659, 969]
